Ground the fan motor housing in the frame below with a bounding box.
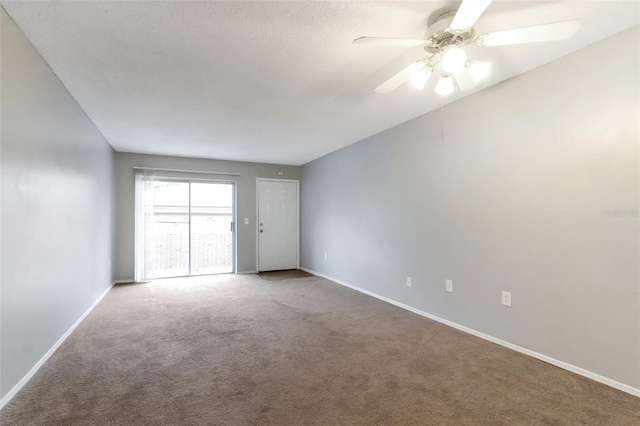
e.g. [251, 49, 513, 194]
[423, 11, 475, 53]
[424, 28, 475, 53]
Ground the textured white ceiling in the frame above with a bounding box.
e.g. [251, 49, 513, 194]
[2, 1, 638, 165]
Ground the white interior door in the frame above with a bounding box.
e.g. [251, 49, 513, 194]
[258, 180, 298, 272]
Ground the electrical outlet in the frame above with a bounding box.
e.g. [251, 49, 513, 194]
[324, 252, 328, 260]
[407, 277, 412, 287]
[445, 279, 453, 293]
[244, 218, 249, 225]
[502, 291, 512, 307]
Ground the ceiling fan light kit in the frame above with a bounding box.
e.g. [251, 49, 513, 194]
[354, 0, 580, 97]
[410, 63, 433, 89]
[434, 73, 455, 96]
[466, 59, 492, 83]
[441, 48, 468, 74]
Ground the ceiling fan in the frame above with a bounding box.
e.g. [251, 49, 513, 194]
[354, 0, 580, 96]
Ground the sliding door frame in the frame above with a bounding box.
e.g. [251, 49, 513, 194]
[139, 176, 237, 279]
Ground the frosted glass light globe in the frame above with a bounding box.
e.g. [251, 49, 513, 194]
[409, 63, 432, 89]
[441, 48, 468, 74]
[467, 60, 492, 83]
[434, 73, 454, 96]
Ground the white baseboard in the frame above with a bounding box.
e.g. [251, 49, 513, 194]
[0, 281, 116, 411]
[236, 270, 257, 274]
[300, 267, 640, 398]
[113, 279, 134, 284]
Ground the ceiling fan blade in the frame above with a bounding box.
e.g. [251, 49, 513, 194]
[479, 20, 581, 47]
[375, 62, 420, 94]
[450, 0, 493, 30]
[353, 37, 426, 46]
[454, 72, 477, 91]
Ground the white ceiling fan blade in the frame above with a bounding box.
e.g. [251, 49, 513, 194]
[450, 0, 493, 30]
[479, 20, 581, 47]
[353, 37, 426, 46]
[375, 62, 420, 94]
[454, 72, 477, 91]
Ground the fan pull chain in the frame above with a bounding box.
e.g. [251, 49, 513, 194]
[440, 96, 445, 146]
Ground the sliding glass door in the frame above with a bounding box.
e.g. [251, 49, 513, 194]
[136, 176, 234, 280]
[151, 181, 190, 278]
[190, 183, 233, 276]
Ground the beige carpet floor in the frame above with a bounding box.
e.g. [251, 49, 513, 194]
[1, 273, 638, 425]
[258, 269, 313, 281]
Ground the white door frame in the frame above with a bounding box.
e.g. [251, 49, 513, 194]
[255, 178, 300, 272]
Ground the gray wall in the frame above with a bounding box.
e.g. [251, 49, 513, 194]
[301, 26, 640, 388]
[1, 8, 115, 399]
[114, 152, 300, 280]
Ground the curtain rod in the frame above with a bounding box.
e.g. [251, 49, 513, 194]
[133, 166, 241, 176]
